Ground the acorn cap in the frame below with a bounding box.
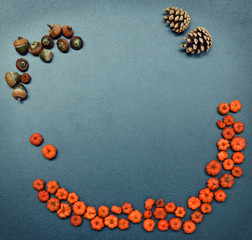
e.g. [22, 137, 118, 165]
[70, 36, 83, 50]
[57, 39, 69, 53]
[13, 37, 28, 47]
[41, 35, 54, 49]
[39, 49, 53, 62]
[16, 58, 29, 72]
[12, 83, 27, 101]
[28, 41, 43, 55]
[5, 72, 21, 87]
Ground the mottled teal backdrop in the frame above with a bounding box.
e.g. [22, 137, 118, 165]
[0, 0, 251, 239]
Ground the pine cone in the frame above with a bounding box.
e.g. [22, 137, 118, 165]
[163, 7, 190, 33]
[181, 27, 213, 54]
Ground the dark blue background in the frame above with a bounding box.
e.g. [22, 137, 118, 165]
[0, 0, 251, 239]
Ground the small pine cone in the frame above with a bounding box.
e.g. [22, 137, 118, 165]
[181, 27, 213, 54]
[163, 6, 190, 33]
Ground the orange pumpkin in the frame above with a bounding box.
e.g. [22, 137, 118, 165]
[33, 178, 45, 191]
[121, 202, 133, 214]
[118, 218, 130, 230]
[174, 207, 186, 218]
[153, 208, 167, 220]
[199, 188, 214, 203]
[231, 166, 243, 178]
[91, 216, 104, 231]
[111, 205, 121, 215]
[205, 160, 222, 176]
[164, 202, 176, 213]
[128, 210, 142, 223]
[73, 201, 86, 215]
[70, 215, 83, 227]
[200, 203, 212, 214]
[230, 137, 246, 152]
[183, 220, 196, 234]
[37, 190, 49, 202]
[47, 197, 60, 212]
[143, 210, 152, 219]
[223, 159, 234, 170]
[207, 177, 219, 191]
[230, 100, 242, 112]
[84, 206, 96, 220]
[67, 192, 79, 204]
[187, 196, 201, 210]
[46, 180, 59, 194]
[104, 214, 118, 229]
[220, 173, 234, 188]
[143, 219, 155, 232]
[57, 203, 71, 218]
[223, 114, 235, 126]
[55, 188, 68, 200]
[144, 199, 155, 210]
[232, 152, 245, 164]
[218, 103, 230, 115]
[158, 219, 169, 231]
[191, 211, 203, 223]
[42, 145, 57, 159]
[169, 218, 182, 231]
[217, 139, 230, 151]
[30, 133, 43, 146]
[98, 205, 110, 218]
[214, 189, 227, 202]
[217, 151, 228, 161]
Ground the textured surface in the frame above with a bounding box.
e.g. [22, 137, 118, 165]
[0, 0, 252, 239]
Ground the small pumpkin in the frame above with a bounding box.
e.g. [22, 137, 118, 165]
[42, 145, 57, 160]
[216, 120, 225, 129]
[37, 190, 50, 202]
[84, 206, 96, 220]
[231, 166, 243, 178]
[222, 128, 235, 140]
[111, 205, 121, 215]
[5, 72, 20, 87]
[169, 218, 182, 231]
[223, 114, 235, 126]
[72, 201, 87, 215]
[90, 216, 104, 231]
[67, 192, 79, 204]
[218, 103, 230, 115]
[98, 205, 110, 218]
[118, 218, 130, 230]
[217, 138, 230, 151]
[190, 211, 203, 224]
[48, 24, 61, 39]
[153, 207, 167, 220]
[121, 202, 133, 214]
[13, 36, 29, 55]
[57, 203, 72, 218]
[70, 215, 83, 227]
[230, 137, 246, 152]
[183, 220, 196, 234]
[143, 219, 155, 232]
[223, 158, 234, 170]
[207, 177, 219, 191]
[205, 160, 222, 176]
[219, 173, 234, 188]
[214, 189, 227, 202]
[143, 210, 152, 219]
[200, 203, 212, 213]
[187, 196, 201, 210]
[55, 188, 68, 200]
[128, 210, 142, 223]
[232, 152, 245, 164]
[233, 121, 244, 134]
[62, 25, 74, 38]
[47, 197, 60, 212]
[217, 151, 228, 161]
[12, 83, 27, 101]
[198, 188, 214, 203]
[144, 199, 155, 210]
[33, 178, 45, 191]
[46, 180, 59, 194]
[104, 214, 118, 229]
[174, 207, 186, 218]
[155, 199, 165, 208]
[157, 219, 169, 231]
[28, 41, 42, 55]
[230, 100, 242, 112]
[30, 133, 43, 146]
[164, 202, 176, 213]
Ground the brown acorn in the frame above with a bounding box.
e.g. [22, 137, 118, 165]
[16, 58, 29, 72]
[5, 72, 21, 87]
[20, 73, 31, 84]
[39, 49, 53, 62]
[12, 83, 27, 101]
[62, 25, 74, 38]
[47, 24, 61, 39]
[163, 7, 190, 33]
[181, 27, 213, 54]
[70, 36, 83, 50]
[41, 35, 54, 49]
[57, 39, 69, 53]
[13, 37, 29, 55]
[28, 41, 43, 55]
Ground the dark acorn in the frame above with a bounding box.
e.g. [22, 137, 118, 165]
[70, 36, 83, 50]
[16, 58, 29, 72]
[57, 39, 69, 53]
[5, 72, 21, 87]
[13, 37, 29, 55]
[39, 49, 53, 62]
[12, 83, 27, 101]
[20, 73, 31, 84]
[41, 35, 54, 49]
[28, 41, 43, 55]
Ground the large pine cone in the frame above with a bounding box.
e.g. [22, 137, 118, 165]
[163, 7, 190, 33]
[181, 27, 213, 54]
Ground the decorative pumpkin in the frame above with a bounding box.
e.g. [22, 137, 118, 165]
[70, 215, 83, 227]
[233, 121, 244, 134]
[230, 100, 242, 113]
[5, 72, 20, 87]
[157, 219, 169, 231]
[199, 188, 214, 203]
[12, 83, 27, 101]
[187, 196, 201, 210]
[231, 166, 243, 178]
[169, 218, 182, 231]
[174, 207, 186, 218]
[216, 120, 225, 129]
[217, 139, 230, 151]
[67, 192, 79, 204]
[39, 49, 53, 62]
[98, 205, 110, 218]
[230, 137, 246, 151]
[47, 24, 61, 39]
[218, 103, 230, 115]
[121, 202, 133, 214]
[191, 211, 203, 224]
[55, 188, 68, 200]
[104, 214, 118, 229]
[42, 145, 57, 160]
[143, 219, 155, 232]
[90, 216, 104, 231]
[205, 160, 222, 176]
[118, 218, 130, 230]
[57, 39, 69, 53]
[164, 202, 176, 213]
[143, 210, 152, 219]
[200, 203, 212, 214]
[155, 199, 165, 208]
[62, 25, 74, 38]
[223, 114, 235, 126]
[128, 210, 142, 223]
[72, 201, 87, 215]
[223, 159, 234, 170]
[217, 151, 228, 161]
[28, 41, 42, 55]
[33, 178, 45, 191]
[111, 205, 121, 215]
[207, 177, 219, 191]
[41, 35, 54, 49]
[37, 190, 50, 202]
[232, 152, 245, 164]
[153, 207, 167, 220]
[30, 133, 43, 146]
[220, 173, 234, 188]
[84, 206, 96, 220]
[47, 197, 60, 212]
[46, 180, 59, 194]
[144, 199, 155, 210]
[13, 36, 29, 55]
[20, 73, 31, 84]
[16, 58, 29, 72]
[70, 36, 83, 50]
[214, 189, 227, 202]
[222, 128, 235, 140]
[183, 220, 196, 234]
[57, 203, 72, 218]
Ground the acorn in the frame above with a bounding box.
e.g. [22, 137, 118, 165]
[62, 25, 74, 38]
[13, 37, 29, 55]
[28, 41, 43, 55]
[16, 58, 29, 72]
[39, 49, 53, 62]
[47, 24, 61, 39]
[12, 83, 27, 101]
[20, 73, 31, 84]
[41, 35, 54, 49]
[5, 72, 21, 87]
[70, 36, 83, 50]
[57, 39, 69, 53]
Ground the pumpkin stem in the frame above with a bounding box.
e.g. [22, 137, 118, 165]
[47, 24, 53, 29]
[18, 36, 23, 40]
